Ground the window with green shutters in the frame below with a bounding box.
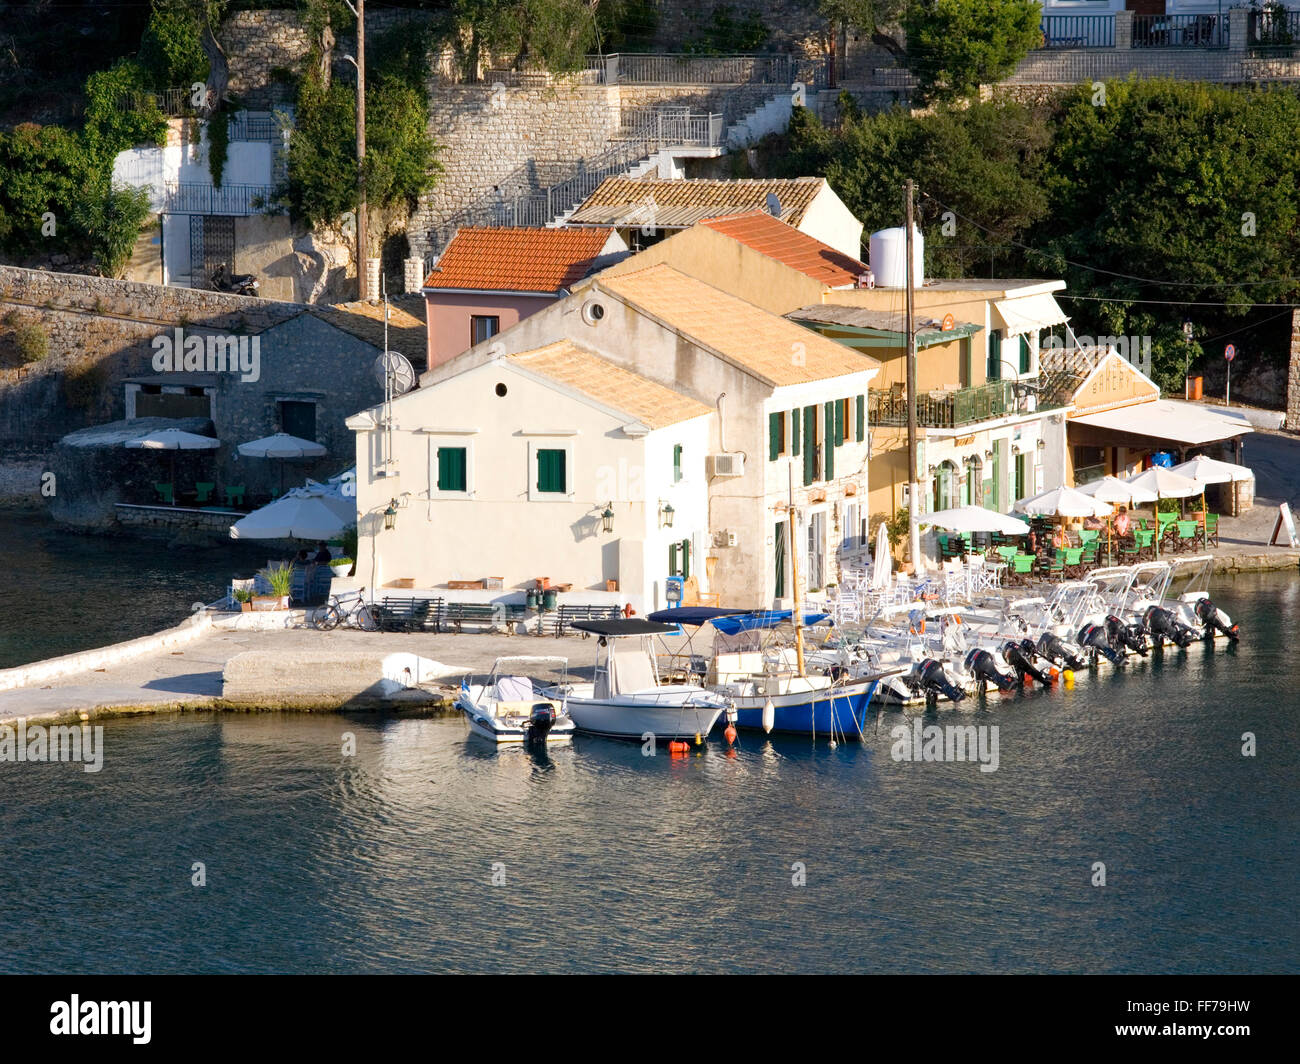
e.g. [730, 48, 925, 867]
[536, 448, 566, 493]
[987, 329, 1003, 380]
[669, 539, 690, 578]
[802, 405, 817, 485]
[436, 447, 467, 492]
[1019, 334, 1032, 374]
[768, 413, 781, 461]
[833, 398, 844, 447]
[673, 443, 683, 481]
[792, 408, 801, 457]
[823, 401, 835, 480]
[855, 395, 865, 441]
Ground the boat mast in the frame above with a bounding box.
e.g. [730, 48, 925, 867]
[905, 179, 922, 578]
[788, 459, 806, 677]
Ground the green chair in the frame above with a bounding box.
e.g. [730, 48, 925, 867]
[1204, 513, 1219, 548]
[1119, 536, 1142, 562]
[195, 481, 215, 504]
[995, 545, 1018, 564]
[1175, 519, 1202, 552]
[1011, 553, 1036, 585]
[1135, 527, 1157, 560]
[224, 485, 246, 507]
[1044, 551, 1065, 581]
[1063, 546, 1084, 577]
[1078, 529, 1100, 547]
[154, 482, 174, 505]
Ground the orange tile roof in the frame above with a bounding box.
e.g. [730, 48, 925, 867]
[423, 227, 615, 293]
[571, 177, 825, 228]
[699, 211, 867, 287]
[508, 341, 712, 428]
[596, 265, 879, 387]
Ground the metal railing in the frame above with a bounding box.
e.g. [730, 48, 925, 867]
[1132, 13, 1228, 49]
[869, 380, 1044, 430]
[115, 86, 203, 117]
[586, 52, 829, 88]
[424, 109, 725, 258]
[1040, 15, 1116, 50]
[161, 182, 278, 216]
[226, 111, 287, 142]
[1250, 9, 1300, 53]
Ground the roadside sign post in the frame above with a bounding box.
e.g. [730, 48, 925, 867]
[1224, 344, 1235, 407]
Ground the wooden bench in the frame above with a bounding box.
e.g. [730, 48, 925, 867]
[543, 604, 624, 637]
[374, 597, 437, 633]
[440, 601, 529, 634]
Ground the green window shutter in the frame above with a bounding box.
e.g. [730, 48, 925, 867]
[802, 405, 817, 485]
[855, 395, 865, 441]
[668, 542, 678, 575]
[774, 520, 786, 598]
[792, 409, 801, 457]
[987, 330, 1002, 380]
[673, 443, 683, 481]
[537, 448, 566, 493]
[1019, 334, 1031, 374]
[768, 412, 781, 461]
[824, 400, 835, 480]
[680, 538, 690, 579]
[834, 399, 844, 446]
[437, 447, 467, 492]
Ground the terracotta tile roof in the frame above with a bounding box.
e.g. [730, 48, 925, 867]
[569, 177, 825, 229]
[423, 227, 615, 293]
[699, 212, 867, 287]
[508, 341, 712, 428]
[596, 265, 879, 387]
[311, 296, 428, 366]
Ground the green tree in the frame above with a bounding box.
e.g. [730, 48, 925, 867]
[71, 185, 154, 278]
[902, 0, 1041, 103]
[137, 1, 211, 93]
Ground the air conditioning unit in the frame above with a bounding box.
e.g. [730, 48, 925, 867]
[706, 452, 745, 478]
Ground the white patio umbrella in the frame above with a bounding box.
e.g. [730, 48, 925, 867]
[228, 488, 356, 541]
[1168, 455, 1253, 533]
[124, 428, 220, 505]
[872, 520, 892, 591]
[921, 504, 1030, 535]
[1014, 485, 1112, 519]
[1077, 475, 1157, 506]
[1123, 466, 1202, 557]
[238, 432, 328, 493]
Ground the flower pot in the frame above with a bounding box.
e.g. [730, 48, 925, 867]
[251, 595, 285, 611]
[331, 564, 351, 578]
[239, 601, 252, 613]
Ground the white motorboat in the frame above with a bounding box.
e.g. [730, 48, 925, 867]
[549, 619, 730, 741]
[457, 656, 576, 745]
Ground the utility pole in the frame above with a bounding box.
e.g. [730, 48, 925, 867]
[345, 0, 368, 302]
[904, 179, 921, 576]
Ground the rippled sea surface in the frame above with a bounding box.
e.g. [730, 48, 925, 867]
[0, 571, 1297, 973]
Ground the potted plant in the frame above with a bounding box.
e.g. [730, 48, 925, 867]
[329, 556, 354, 578]
[255, 562, 293, 609]
[233, 588, 254, 613]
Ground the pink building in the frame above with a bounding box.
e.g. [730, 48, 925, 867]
[421, 226, 627, 370]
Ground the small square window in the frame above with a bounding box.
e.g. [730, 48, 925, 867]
[437, 447, 467, 492]
[536, 448, 566, 493]
[471, 316, 499, 346]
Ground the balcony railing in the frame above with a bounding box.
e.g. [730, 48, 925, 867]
[869, 380, 1054, 430]
[586, 53, 830, 88]
[1040, 15, 1115, 50]
[1250, 9, 1300, 54]
[1132, 13, 1228, 50]
[161, 182, 277, 216]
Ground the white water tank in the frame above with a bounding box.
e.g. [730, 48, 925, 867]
[868, 226, 924, 289]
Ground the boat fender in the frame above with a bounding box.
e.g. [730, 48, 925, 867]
[762, 698, 775, 734]
[724, 724, 738, 744]
[668, 740, 690, 754]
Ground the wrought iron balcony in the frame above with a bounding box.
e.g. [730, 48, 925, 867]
[868, 379, 1056, 430]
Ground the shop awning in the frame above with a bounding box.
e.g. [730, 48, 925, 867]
[1069, 399, 1253, 446]
[993, 293, 1069, 336]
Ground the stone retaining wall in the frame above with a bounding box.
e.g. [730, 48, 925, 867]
[1287, 309, 1300, 433]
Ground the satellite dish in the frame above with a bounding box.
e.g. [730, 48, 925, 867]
[374, 351, 416, 395]
[766, 193, 782, 219]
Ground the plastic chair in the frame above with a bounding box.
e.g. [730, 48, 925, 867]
[154, 483, 174, 505]
[224, 485, 246, 507]
[195, 481, 215, 504]
[1205, 512, 1219, 547]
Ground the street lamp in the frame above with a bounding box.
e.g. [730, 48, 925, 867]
[601, 502, 615, 534]
[383, 499, 397, 530]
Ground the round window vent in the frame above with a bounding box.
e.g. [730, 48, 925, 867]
[581, 300, 605, 325]
[495, 382, 508, 397]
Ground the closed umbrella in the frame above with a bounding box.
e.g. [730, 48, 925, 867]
[124, 428, 220, 506]
[872, 520, 891, 591]
[229, 488, 356, 541]
[238, 432, 328, 494]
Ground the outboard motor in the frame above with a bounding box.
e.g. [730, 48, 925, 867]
[965, 648, 1017, 692]
[918, 658, 965, 703]
[1003, 640, 1051, 686]
[1078, 622, 1126, 667]
[1106, 614, 1148, 656]
[1142, 605, 1199, 649]
[524, 703, 557, 744]
[1036, 632, 1084, 671]
[1193, 597, 1240, 642]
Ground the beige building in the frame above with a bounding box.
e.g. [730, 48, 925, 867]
[348, 263, 880, 611]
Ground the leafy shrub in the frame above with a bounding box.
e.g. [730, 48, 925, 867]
[61, 360, 111, 414]
[71, 185, 154, 278]
[138, 2, 210, 93]
[15, 323, 49, 364]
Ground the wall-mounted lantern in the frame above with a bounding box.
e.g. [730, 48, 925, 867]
[658, 500, 675, 529]
[601, 502, 615, 534]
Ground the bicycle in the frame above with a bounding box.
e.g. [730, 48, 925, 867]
[309, 587, 379, 632]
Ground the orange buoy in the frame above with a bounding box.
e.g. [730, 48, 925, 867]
[724, 724, 738, 744]
[668, 740, 689, 754]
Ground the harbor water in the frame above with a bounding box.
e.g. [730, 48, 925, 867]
[0, 543, 1295, 971]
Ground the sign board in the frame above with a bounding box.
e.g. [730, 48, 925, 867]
[1225, 344, 1236, 362]
[1270, 502, 1299, 548]
[941, 313, 955, 332]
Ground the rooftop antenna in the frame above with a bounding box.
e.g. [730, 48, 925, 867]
[766, 192, 782, 219]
